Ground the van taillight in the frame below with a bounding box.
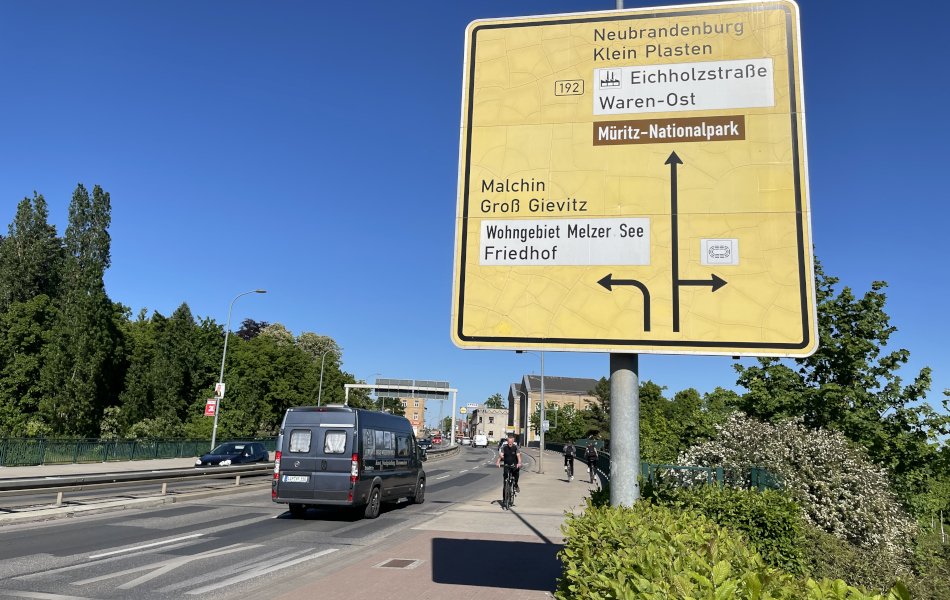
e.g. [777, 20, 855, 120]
[350, 453, 359, 482]
[274, 451, 281, 480]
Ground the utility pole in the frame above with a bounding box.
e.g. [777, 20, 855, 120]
[516, 350, 545, 473]
[211, 289, 266, 451]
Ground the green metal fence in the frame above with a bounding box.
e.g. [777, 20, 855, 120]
[544, 441, 783, 491]
[0, 436, 277, 467]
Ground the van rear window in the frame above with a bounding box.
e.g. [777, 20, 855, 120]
[289, 430, 311, 453]
[324, 431, 346, 454]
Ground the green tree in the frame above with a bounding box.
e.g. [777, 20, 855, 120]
[40, 184, 121, 435]
[730, 258, 950, 514]
[379, 397, 406, 417]
[485, 393, 506, 409]
[147, 303, 198, 434]
[0, 193, 64, 312]
[584, 376, 611, 439]
[0, 295, 57, 435]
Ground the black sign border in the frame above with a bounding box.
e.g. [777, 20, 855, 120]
[456, 3, 810, 350]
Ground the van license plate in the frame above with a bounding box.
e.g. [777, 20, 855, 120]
[283, 475, 308, 483]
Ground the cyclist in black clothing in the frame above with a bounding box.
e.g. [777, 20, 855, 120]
[584, 442, 599, 483]
[495, 434, 521, 494]
[562, 441, 577, 481]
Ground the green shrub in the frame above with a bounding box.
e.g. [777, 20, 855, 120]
[669, 485, 808, 575]
[904, 530, 950, 600]
[802, 525, 905, 592]
[556, 499, 908, 600]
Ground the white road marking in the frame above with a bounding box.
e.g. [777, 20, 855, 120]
[0, 591, 95, 600]
[157, 548, 306, 592]
[72, 544, 258, 589]
[435, 475, 450, 480]
[87, 534, 204, 559]
[459, 470, 468, 473]
[184, 548, 339, 594]
[16, 542, 204, 580]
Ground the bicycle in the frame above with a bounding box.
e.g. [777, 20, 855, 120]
[502, 465, 518, 510]
[587, 460, 596, 484]
[564, 457, 574, 482]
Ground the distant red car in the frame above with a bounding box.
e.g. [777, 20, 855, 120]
[433, 435, 443, 445]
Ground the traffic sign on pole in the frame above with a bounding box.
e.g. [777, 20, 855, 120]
[450, 0, 816, 357]
[460, 407, 467, 414]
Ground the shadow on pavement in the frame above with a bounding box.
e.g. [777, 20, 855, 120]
[431, 538, 563, 591]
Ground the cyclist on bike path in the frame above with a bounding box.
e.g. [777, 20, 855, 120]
[584, 442, 599, 481]
[495, 434, 521, 494]
[562, 441, 577, 481]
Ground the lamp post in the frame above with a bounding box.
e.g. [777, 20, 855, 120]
[516, 350, 544, 473]
[316, 349, 334, 406]
[211, 289, 266, 451]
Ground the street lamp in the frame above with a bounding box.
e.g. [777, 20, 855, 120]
[211, 289, 266, 451]
[316, 349, 335, 406]
[516, 350, 544, 473]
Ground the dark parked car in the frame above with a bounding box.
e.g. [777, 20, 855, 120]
[417, 438, 433, 450]
[195, 442, 269, 467]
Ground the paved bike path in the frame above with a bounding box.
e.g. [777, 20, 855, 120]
[259, 448, 599, 600]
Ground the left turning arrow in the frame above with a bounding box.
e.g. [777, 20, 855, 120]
[596, 274, 651, 332]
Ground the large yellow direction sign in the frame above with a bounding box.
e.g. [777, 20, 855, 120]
[451, 0, 817, 357]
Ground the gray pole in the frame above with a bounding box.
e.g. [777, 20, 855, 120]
[212, 289, 266, 451]
[317, 351, 328, 406]
[450, 391, 457, 446]
[539, 351, 545, 473]
[609, 353, 640, 506]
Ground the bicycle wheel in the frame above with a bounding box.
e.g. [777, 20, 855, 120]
[503, 478, 511, 510]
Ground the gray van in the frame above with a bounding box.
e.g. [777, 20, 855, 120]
[272, 406, 426, 519]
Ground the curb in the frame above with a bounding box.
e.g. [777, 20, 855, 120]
[0, 482, 270, 527]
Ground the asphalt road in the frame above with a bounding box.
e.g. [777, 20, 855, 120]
[0, 445, 533, 600]
[0, 476, 271, 511]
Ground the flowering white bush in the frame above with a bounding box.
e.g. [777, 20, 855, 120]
[676, 413, 917, 559]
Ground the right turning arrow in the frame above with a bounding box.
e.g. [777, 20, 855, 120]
[679, 274, 728, 293]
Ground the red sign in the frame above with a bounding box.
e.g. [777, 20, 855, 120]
[204, 399, 217, 416]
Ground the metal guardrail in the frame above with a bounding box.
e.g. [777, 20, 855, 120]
[0, 464, 273, 506]
[543, 442, 782, 491]
[424, 444, 460, 461]
[0, 437, 277, 467]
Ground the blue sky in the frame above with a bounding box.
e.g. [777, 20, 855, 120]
[1, 0, 947, 429]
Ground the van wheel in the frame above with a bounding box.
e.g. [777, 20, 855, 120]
[363, 487, 381, 519]
[411, 479, 425, 504]
[289, 503, 307, 519]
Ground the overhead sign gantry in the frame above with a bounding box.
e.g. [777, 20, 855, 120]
[450, 0, 816, 358]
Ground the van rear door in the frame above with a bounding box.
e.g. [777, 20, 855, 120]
[313, 413, 356, 502]
[281, 427, 317, 498]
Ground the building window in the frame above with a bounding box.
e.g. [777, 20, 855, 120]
[535, 402, 541, 411]
[413, 412, 419, 420]
[479, 417, 483, 423]
[401, 400, 407, 408]
[489, 416, 494, 424]
[488, 430, 494, 437]
[414, 400, 420, 407]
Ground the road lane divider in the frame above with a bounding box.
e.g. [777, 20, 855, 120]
[87, 534, 204, 559]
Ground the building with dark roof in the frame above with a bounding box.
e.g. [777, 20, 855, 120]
[507, 375, 599, 444]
